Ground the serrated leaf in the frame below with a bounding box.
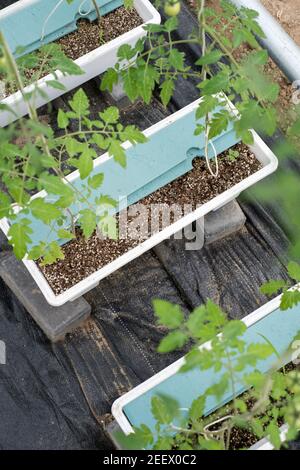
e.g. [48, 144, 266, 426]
[222, 320, 247, 341]
[88, 173, 104, 189]
[35, 241, 65, 266]
[117, 43, 136, 61]
[79, 209, 97, 239]
[208, 111, 229, 139]
[196, 96, 219, 120]
[76, 151, 94, 180]
[38, 174, 74, 208]
[30, 198, 61, 224]
[46, 80, 66, 91]
[122, 67, 139, 101]
[100, 68, 119, 92]
[160, 79, 174, 107]
[97, 194, 117, 208]
[287, 261, 300, 282]
[57, 229, 75, 240]
[8, 220, 32, 259]
[99, 106, 119, 124]
[260, 279, 288, 296]
[164, 16, 178, 32]
[240, 129, 254, 145]
[109, 140, 126, 167]
[151, 394, 179, 425]
[0, 192, 12, 218]
[122, 125, 147, 144]
[247, 342, 274, 360]
[69, 88, 89, 117]
[158, 331, 188, 353]
[266, 423, 282, 450]
[189, 396, 206, 422]
[280, 289, 300, 311]
[57, 109, 69, 129]
[153, 299, 184, 329]
[65, 137, 84, 156]
[198, 71, 230, 95]
[116, 424, 152, 450]
[169, 49, 185, 70]
[196, 50, 223, 66]
[99, 214, 118, 240]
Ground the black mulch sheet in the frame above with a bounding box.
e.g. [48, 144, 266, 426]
[0, 0, 299, 450]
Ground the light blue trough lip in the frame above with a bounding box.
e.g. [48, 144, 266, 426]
[123, 303, 300, 434]
[13, 105, 240, 249]
[0, 0, 123, 57]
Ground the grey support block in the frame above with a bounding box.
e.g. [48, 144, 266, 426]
[0, 254, 91, 342]
[105, 421, 123, 450]
[204, 200, 246, 245]
[97, 76, 132, 109]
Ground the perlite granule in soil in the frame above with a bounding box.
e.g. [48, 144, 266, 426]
[38, 143, 262, 294]
[57, 7, 143, 60]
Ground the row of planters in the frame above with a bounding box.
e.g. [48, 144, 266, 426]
[0, 0, 299, 450]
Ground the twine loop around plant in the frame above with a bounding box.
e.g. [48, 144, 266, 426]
[205, 130, 219, 178]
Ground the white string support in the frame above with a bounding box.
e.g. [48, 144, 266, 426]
[78, 0, 93, 16]
[41, 0, 65, 42]
[41, 0, 93, 43]
[204, 125, 219, 178]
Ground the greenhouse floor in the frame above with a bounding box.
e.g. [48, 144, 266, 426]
[0, 0, 299, 450]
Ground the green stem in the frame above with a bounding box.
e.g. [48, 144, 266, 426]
[91, 0, 104, 45]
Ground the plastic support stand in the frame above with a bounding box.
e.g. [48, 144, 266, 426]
[0, 253, 91, 342]
[106, 421, 123, 450]
[204, 200, 246, 245]
[101, 76, 132, 109]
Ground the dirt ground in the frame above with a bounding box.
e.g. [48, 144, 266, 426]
[205, 0, 300, 46]
[261, 0, 300, 45]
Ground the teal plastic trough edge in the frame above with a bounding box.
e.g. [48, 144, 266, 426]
[0, 0, 161, 128]
[112, 289, 300, 441]
[0, 96, 278, 307]
[0, 0, 123, 57]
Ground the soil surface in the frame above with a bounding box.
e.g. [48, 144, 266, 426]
[261, 0, 300, 46]
[39, 144, 261, 294]
[57, 7, 143, 61]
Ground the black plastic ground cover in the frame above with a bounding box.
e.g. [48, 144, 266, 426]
[0, 0, 17, 7]
[0, 0, 298, 450]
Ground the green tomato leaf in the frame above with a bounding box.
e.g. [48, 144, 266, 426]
[260, 279, 288, 296]
[153, 299, 184, 329]
[8, 220, 33, 259]
[287, 261, 300, 282]
[30, 198, 61, 224]
[79, 209, 97, 239]
[158, 330, 188, 353]
[57, 109, 69, 129]
[88, 173, 104, 189]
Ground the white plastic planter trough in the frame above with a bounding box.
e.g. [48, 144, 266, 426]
[231, 0, 300, 83]
[112, 291, 300, 450]
[0, 97, 278, 307]
[0, 0, 161, 127]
